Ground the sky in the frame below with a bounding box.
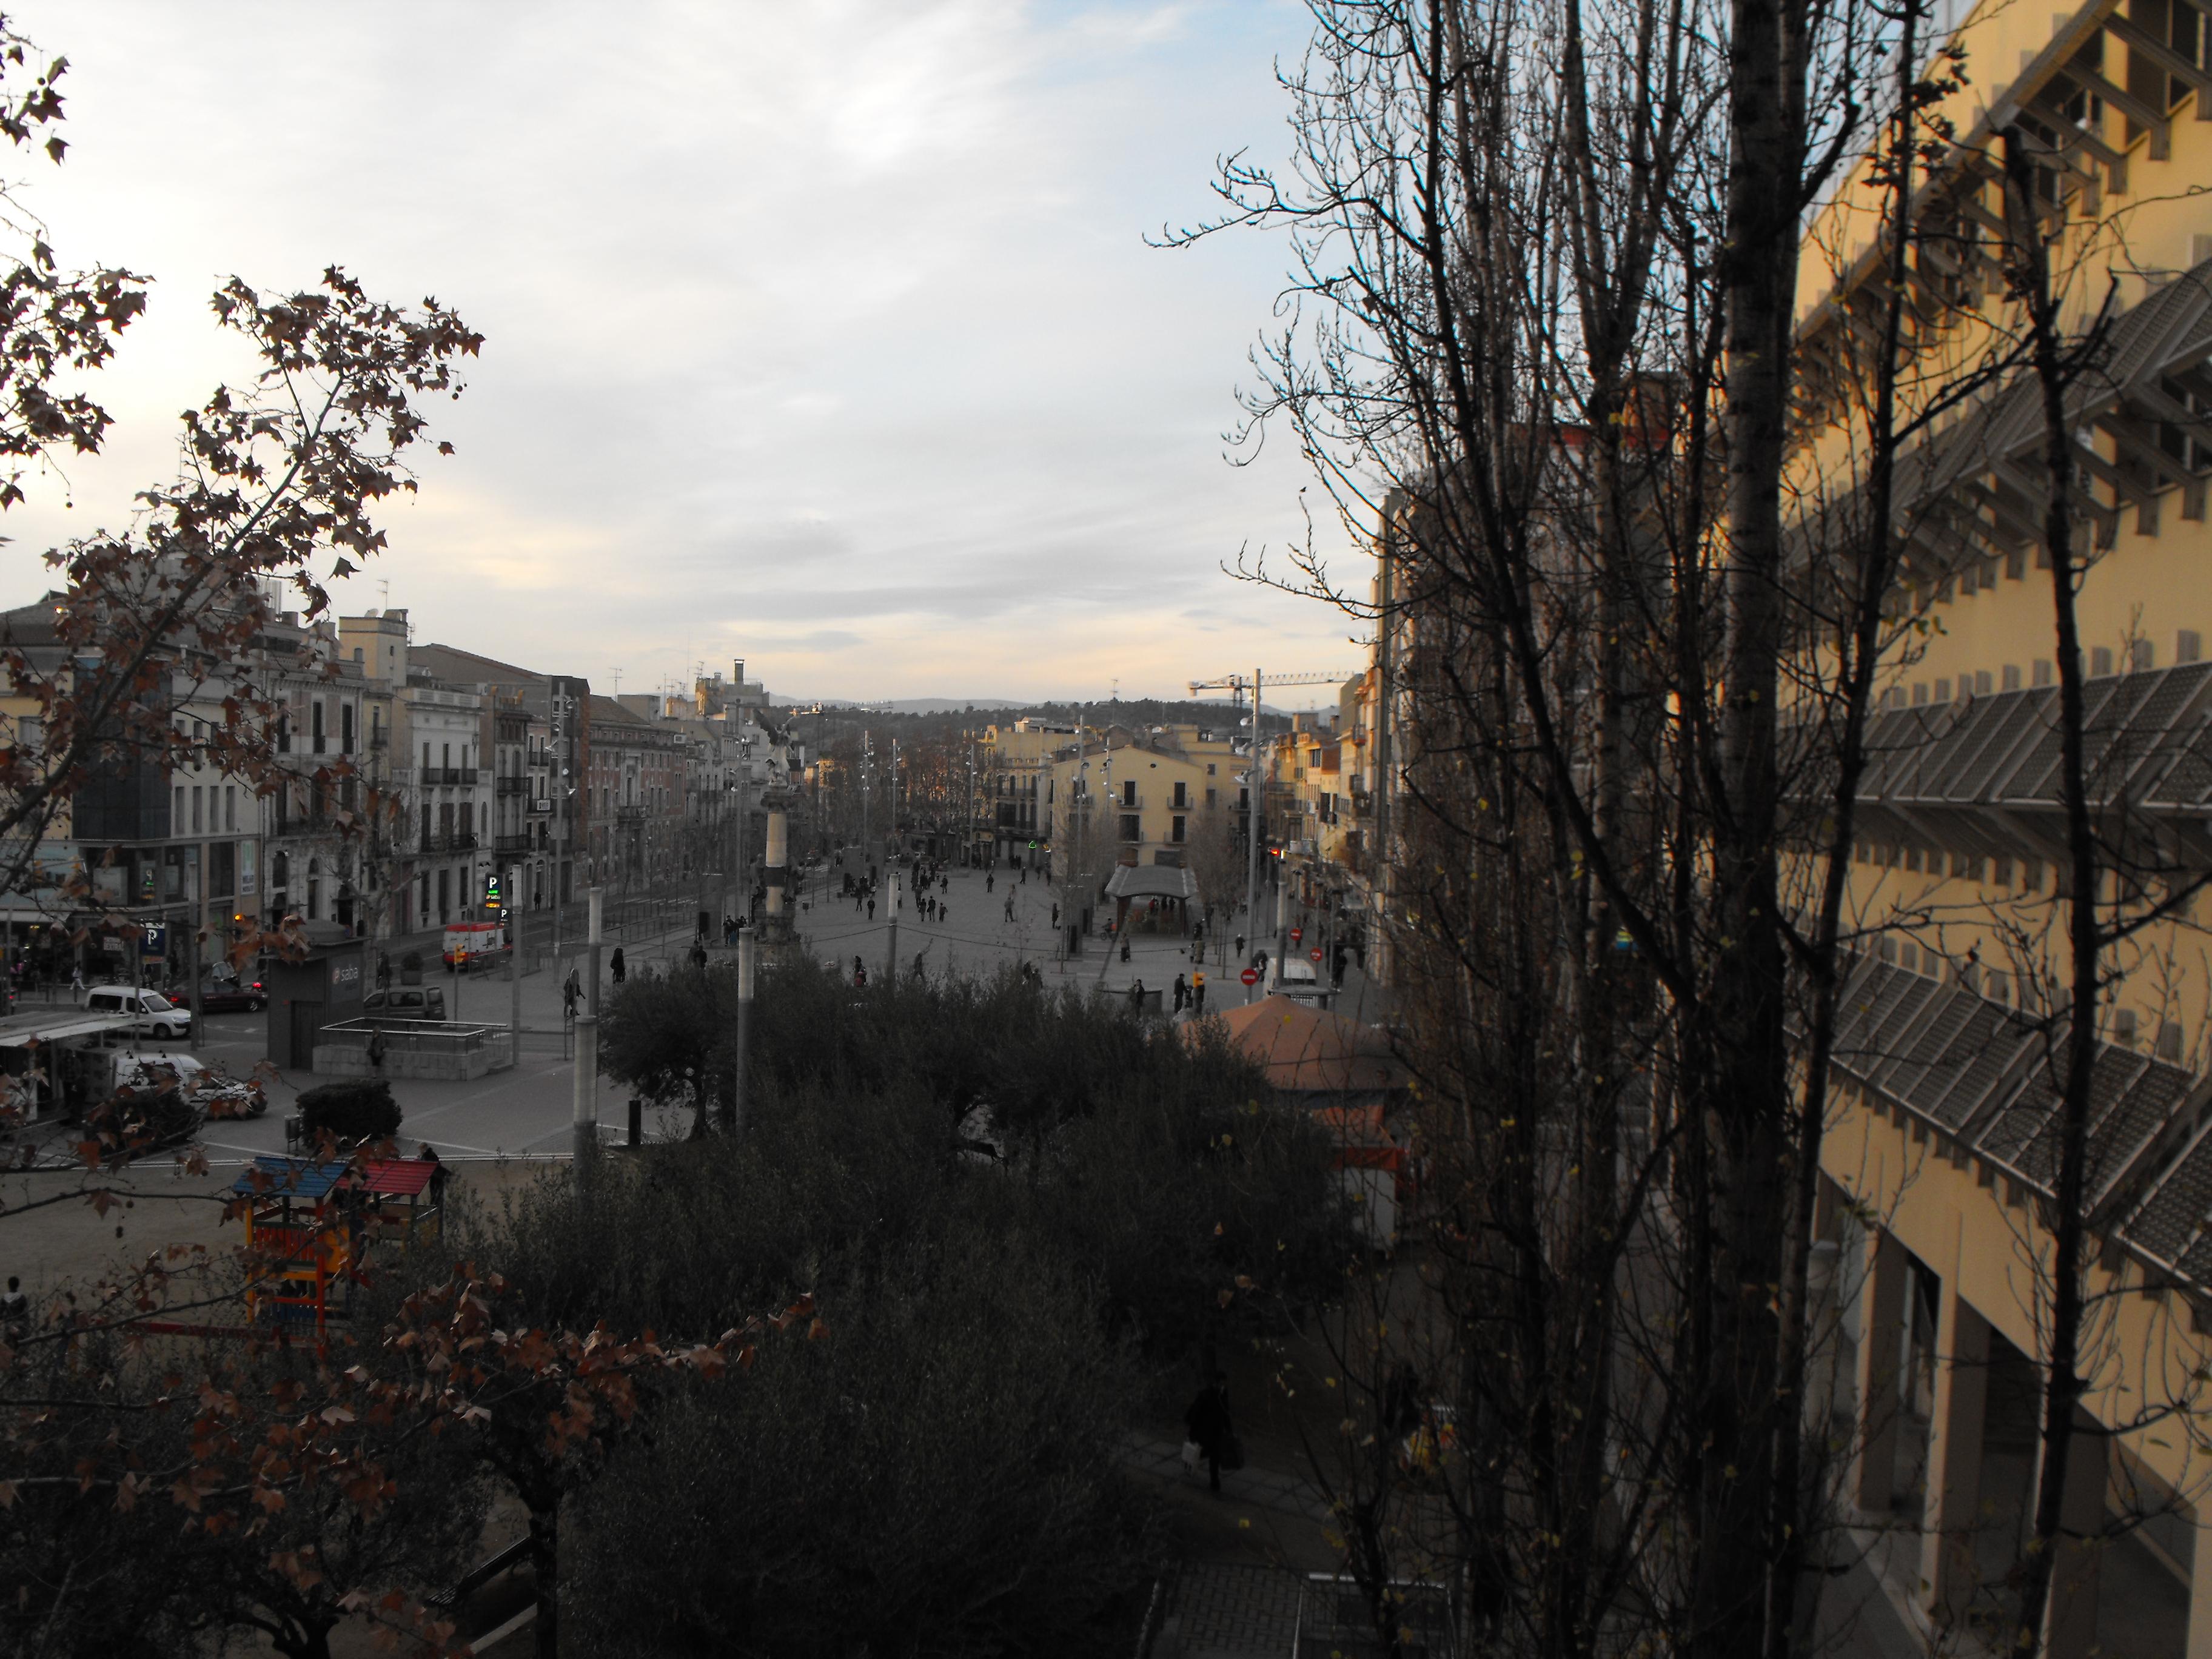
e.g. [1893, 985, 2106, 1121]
[0, 1, 1374, 707]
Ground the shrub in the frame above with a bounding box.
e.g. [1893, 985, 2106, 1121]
[295, 1077, 401, 1143]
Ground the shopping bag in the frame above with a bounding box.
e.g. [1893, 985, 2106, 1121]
[1180, 1439, 1202, 1475]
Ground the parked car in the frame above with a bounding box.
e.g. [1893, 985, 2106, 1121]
[81, 985, 193, 1041]
[363, 985, 446, 1022]
[196, 973, 266, 1014]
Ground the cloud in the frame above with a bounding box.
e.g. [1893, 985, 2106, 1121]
[0, 0, 1365, 700]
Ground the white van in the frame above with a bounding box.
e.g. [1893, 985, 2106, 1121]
[1266, 955, 1330, 1008]
[82, 985, 193, 1041]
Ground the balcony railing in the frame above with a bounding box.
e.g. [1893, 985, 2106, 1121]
[495, 774, 526, 796]
[494, 832, 532, 857]
[419, 831, 479, 854]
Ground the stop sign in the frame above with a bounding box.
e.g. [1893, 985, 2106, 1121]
[1310, 947, 1323, 962]
[1290, 927, 1303, 944]
[1240, 967, 1260, 987]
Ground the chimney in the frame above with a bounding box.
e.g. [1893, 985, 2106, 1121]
[733, 659, 745, 686]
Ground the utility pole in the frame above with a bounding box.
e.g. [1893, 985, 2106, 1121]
[508, 865, 521, 1062]
[572, 885, 602, 1162]
[729, 925, 754, 1133]
[1242, 666, 1262, 1001]
[885, 870, 899, 985]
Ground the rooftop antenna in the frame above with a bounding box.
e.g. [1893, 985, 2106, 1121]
[377, 578, 390, 613]
[611, 668, 622, 695]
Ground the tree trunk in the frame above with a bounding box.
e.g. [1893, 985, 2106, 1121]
[1704, 0, 1807, 1643]
[2001, 121, 2102, 1659]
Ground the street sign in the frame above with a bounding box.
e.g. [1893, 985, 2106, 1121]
[141, 923, 167, 959]
[1310, 947, 1323, 962]
[1240, 967, 1259, 987]
[1290, 927, 1303, 944]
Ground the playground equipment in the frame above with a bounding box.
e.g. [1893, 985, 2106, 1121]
[232, 1155, 447, 1332]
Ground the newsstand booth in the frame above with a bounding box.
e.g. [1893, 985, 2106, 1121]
[0, 1008, 140, 1121]
[264, 923, 366, 1070]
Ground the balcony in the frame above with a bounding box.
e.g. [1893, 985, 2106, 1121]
[368, 728, 388, 749]
[494, 832, 532, 857]
[420, 831, 479, 854]
[496, 774, 526, 796]
[615, 803, 646, 824]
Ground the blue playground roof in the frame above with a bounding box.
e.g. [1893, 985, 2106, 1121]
[230, 1156, 354, 1201]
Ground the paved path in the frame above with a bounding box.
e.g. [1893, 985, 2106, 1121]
[1121, 1431, 1335, 1525]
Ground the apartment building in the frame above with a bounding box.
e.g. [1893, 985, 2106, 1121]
[1041, 725, 1227, 868]
[1791, 1, 2212, 1651]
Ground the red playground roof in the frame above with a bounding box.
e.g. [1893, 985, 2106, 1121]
[358, 1158, 441, 1196]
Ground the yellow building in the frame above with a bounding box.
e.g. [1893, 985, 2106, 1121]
[1793, 0, 2212, 1651]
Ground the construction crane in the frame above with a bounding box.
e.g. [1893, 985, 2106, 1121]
[1187, 670, 1356, 698]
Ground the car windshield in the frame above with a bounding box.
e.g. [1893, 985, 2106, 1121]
[139, 993, 174, 1011]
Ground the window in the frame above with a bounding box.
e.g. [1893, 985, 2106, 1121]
[173, 785, 184, 828]
[191, 785, 203, 834]
[226, 785, 237, 832]
[2180, 631, 2204, 665]
[1912, 682, 1929, 706]
[1932, 678, 1951, 703]
[1173, 781, 1188, 809]
[1205, 763, 1216, 776]
[1119, 813, 1141, 842]
[422, 742, 431, 773]
[1205, 788, 1218, 809]
[1171, 814, 1186, 843]
[342, 704, 355, 754]
[2131, 639, 2156, 672]
[312, 700, 326, 754]
[2034, 659, 2055, 687]
[1122, 780, 1136, 807]
[2002, 664, 2022, 691]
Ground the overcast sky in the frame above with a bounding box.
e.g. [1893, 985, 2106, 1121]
[0, 1, 1372, 707]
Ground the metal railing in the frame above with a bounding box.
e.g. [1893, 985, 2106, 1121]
[320, 1017, 505, 1054]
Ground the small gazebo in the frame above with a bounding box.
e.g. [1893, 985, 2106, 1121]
[1102, 862, 1200, 936]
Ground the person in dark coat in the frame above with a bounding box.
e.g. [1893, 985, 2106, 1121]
[609, 947, 626, 984]
[1185, 1372, 1234, 1493]
[1173, 973, 1188, 1013]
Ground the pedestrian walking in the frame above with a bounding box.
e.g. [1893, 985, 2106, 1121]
[562, 968, 580, 1019]
[1234, 934, 1245, 960]
[868, 897, 877, 922]
[1, 1275, 25, 1339]
[70, 964, 84, 1004]
[1128, 979, 1145, 1014]
[1051, 902, 1061, 928]
[1184, 1372, 1236, 1493]
[1173, 973, 1188, 1013]
[1004, 896, 1014, 922]
[987, 872, 994, 893]
[1120, 937, 1131, 964]
[1193, 976, 1206, 1013]
[689, 942, 708, 969]
[609, 947, 626, 985]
